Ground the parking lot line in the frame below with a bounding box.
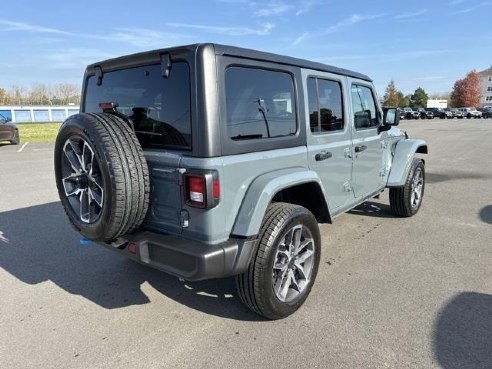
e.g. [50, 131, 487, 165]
[17, 142, 28, 153]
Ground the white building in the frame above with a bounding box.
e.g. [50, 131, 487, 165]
[479, 67, 492, 107]
[0, 105, 79, 123]
[427, 99, 448, 108]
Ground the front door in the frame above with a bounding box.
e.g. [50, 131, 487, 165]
[348, 81, 384, 198]
[304, 71, 353, 214]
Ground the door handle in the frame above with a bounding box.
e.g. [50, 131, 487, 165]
[354, 145, 367, 153]
[315, 151, 332, 161]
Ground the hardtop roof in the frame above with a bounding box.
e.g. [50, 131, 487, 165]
[87, 43, 372, 82]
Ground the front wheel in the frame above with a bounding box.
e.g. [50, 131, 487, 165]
[10, 130, 19, 145]
[389, 159, 425, 217]
[235, 203, 321, 319]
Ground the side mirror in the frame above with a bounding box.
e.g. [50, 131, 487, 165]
[383, 107, 399, 126]
[6, 117, 12, 122]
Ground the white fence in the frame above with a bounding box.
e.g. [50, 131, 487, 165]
[0, 105, 80, 123]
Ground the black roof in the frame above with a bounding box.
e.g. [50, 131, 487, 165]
[87, 43, 372, 82]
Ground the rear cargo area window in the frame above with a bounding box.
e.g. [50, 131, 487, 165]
[84, 62, 191, 150]
[225, 67, 297, 140]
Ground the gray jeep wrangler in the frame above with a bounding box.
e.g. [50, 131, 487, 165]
[54, 43, 427, 319]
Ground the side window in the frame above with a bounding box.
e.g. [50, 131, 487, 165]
[351, 85, 379, 129]
[225, 67, 297, 140]
[307, 77, 344, 134]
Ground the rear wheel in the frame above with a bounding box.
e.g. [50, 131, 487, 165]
[235, 203, 321, 319]
[54, 113, 150, 241]
[390, 159, 425, 217]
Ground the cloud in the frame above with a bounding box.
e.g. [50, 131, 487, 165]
[295, 0, 324, 16]
[323, 13, 385, 34]
[0, 19, 72, 35]
[449, 0, 468, 5]
[315, 50, 455, 64]
[166, 22, 274, 36]
[43, 48, 116, 69]
[290, 32, 310, 47]
[98, 28, 191, 48]
[451, 1, 491, 14]
[252, 1, 294, 17]
[395, 9, 428, 19]
[287, 13, 384, 48]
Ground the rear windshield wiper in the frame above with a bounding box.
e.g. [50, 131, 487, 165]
[257, 98, 271, 138]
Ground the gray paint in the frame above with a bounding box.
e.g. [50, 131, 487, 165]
[386, 139, 428, 187]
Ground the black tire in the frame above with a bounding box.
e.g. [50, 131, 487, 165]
[467, 113, 471, 119]
[235, 203, 321, 320]
[54, 113, 150, 241]
[389, 159, 425, 217]
[10, 130, 19, 145]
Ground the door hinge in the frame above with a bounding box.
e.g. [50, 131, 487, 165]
[343, 181, 352, 192]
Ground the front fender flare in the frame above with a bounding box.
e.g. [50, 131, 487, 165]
[231, 168, 326, 238]
[387, 139, 427, 187]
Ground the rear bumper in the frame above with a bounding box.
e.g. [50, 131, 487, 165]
[99, 231, 257, 281]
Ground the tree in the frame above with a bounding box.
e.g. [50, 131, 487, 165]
[450, 70, 481, 107]
[410, 87, 429, 108]
[397, 92, 410, 107]
[383, 80, 400, 106]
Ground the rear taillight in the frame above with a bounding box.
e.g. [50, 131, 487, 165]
[184, 172, 220, 209]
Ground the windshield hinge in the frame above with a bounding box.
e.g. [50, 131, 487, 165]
[95, 66, 103, 86]
[160, 53, 172, 79]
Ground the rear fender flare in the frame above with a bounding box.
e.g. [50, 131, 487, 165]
[231, 168, 326, 238]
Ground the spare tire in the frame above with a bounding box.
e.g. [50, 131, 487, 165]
[54, 112, 150, 242]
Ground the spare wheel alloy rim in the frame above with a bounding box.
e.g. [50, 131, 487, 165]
[61, 136, 104, 223]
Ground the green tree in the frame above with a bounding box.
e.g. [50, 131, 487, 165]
[383, 80, 399, 106]
[410, 87, 429, 108]
[397, 92, 410, 107]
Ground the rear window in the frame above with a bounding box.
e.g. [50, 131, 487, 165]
[84, 62, 191, 150]
[225, 67, 297, 140]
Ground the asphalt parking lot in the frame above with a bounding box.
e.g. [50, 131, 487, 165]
[1, 119, 491, 369]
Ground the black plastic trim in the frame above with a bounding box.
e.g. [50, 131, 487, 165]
[98, 231, 258, 281]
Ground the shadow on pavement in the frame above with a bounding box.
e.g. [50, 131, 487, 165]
[348, 201, 395, 218]
[426, 171, 490, 184]
[479, 205, 492, 225]
[0, 202, 262, 321]
[434, 292, 492, 369]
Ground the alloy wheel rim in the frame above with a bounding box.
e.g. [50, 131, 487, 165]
[410, 167, 424, 210]
[61, 137, 104, 223]
[273, 224, 315, 303]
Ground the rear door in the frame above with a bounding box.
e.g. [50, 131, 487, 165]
[303, 70, 353, 214]
[83, 61, 193, 236]
[348, 81, 385, 198]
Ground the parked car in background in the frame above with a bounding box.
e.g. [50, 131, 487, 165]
[477, 107, 492, 118]
[401, 107, 420, 120]
[426, 107, 453, 119]
[458, 107, 482, 119]
[0, 113, 19, 145]
[415, 108, 433, 119]
[446, 108, 464, 119]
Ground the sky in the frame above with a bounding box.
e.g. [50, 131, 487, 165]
[0, 0, 491, 96]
